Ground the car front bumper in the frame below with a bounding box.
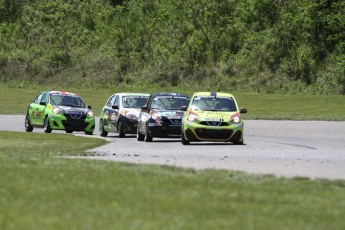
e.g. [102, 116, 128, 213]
[49, 114, 95, 132]
[121, 118, 139, 134]
[182, 121, 244, 142]
[147, 122, 182, 138]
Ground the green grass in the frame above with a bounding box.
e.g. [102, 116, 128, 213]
[1, 86, 345, 229]
[1, 131, 344, 230]
[1, 86, 345, 120]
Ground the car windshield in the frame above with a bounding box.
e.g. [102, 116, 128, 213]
[122, 96, 149, 109]
[50, 94, 86, 108]
[191, 96, 237, 112]
[151, 95, 189, 110]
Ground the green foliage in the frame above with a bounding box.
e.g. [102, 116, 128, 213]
[1, 0, 345, 95]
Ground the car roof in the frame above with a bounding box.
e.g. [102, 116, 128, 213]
[115, 92, 150, 96]
[192, 92, 234, 97]
[151, 92, 190, 97]
[48, 91, 79, 97]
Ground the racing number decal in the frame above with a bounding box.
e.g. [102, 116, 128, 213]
[32, 109, 43, 118]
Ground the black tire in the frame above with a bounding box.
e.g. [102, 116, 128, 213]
[144, 125, 152, 142]
[85, 131, 93, 135]
[181, 132, 190, 145]
[99, 119, 108, 137]
[65, 130, 73, 133]
[137, 126, 144, 141]
[233, 138, 244, 145]
[43, 116, 52, 133]
[24, 115, 33, 132]
[118, 121, 125, 138]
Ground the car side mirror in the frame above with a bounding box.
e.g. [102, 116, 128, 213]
[141, 106, 148, 111]
[181, 105, 187, 111]
[87, 105, 92, 109]
[112, 105, 119, 110]
[39, 101, 46, 106]
[240, 108, 247, 114]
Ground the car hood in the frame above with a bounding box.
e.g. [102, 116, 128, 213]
[58, 105, 90, 114]
[191, 110, 240, 120]
[152, 109, 185, 118]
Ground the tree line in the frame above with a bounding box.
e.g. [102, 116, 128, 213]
[1, 0, 344, 94]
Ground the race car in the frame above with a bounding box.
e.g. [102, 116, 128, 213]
[25, 91, 95, 134]
[99, 92, 149, 137]
[137, 92, 190, 142]
[181, 92, 247, 145]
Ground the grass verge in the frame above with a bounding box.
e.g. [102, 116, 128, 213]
[1, 86, 345, 120]
[1, 131, 344, 230]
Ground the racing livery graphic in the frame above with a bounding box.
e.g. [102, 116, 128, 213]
[137, 92, 190, 142]
[25, 91, 95, 134]
[99, 92, 150, 137]
[181, 92, 247, 145]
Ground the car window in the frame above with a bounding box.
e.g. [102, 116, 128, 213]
[106, 95, 115, 107]
[33, 93, 44, 104]
[41, 93, 48, 103]
[191, 96, 237, 111]
[122, 96, 149, 109]
[114, 95, 120, 107]
[151, 95, 189, 110]
[50, 95, 85, 108]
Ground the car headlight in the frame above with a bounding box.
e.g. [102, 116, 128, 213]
[151, 112, 161, 120]
[121, 109, 138, 120]
[125, 111, 137, 120]
[53, 107, 63, 114]
[187, 110, 198, 122]
[87, 110, 94, 117]
[231, 116, 241, 124]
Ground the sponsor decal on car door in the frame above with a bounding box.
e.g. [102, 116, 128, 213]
[30, 93, 45, 125]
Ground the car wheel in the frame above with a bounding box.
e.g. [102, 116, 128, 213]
[99, 119, 108, 137]
[118, 121, 125, 138]
[233, 138, 243, 145]
[24, 115, 33, 132]
[181, 132, 190, 145]
[85, 131, 93, 135]
[137, 126, 145, 141]
[43, 116, 52, 133]
[66, 130, 73, 133]
[144, 124, 152, 142]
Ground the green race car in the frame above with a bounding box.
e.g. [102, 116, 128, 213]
[181, 92, 247, 145]
[25, 91, 95, 134]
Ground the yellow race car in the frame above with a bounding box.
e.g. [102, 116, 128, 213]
[181, 92, 247, 145]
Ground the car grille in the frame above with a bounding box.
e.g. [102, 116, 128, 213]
[62, 113, 88, 131]
[194, 128, 233, 140]
[199, 121, 229, 127]
[62, 118, 89, 130]
[162, 117, 182, 125]
[64, 112, 86, 120]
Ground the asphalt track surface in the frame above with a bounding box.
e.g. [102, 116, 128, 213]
[1, 115, 345, 180]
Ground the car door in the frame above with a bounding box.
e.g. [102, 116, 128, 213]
[28, 92, 44, 125]
[103, 95, 116, 131]
[138, 95, 152, 134]
[111, 95, 121, 131]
